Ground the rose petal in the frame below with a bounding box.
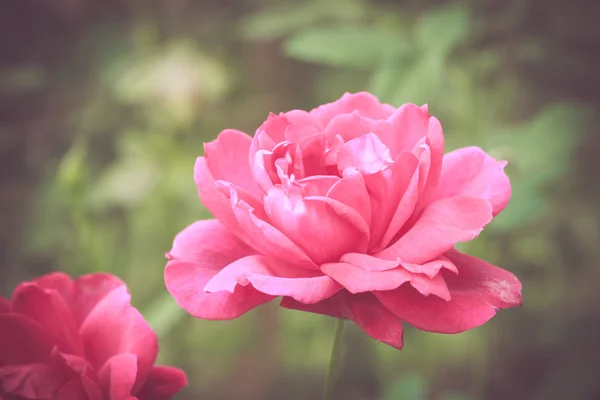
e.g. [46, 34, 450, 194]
[137, 366, 188, 400]
[79, 286, 157, 394]
[229, 198, 317, 269]
[0, 314, 54, 365]
[71, 273, 126, 327]
[326, 169, 371, 227]
[375, 249, 522, 334]
[0, 298, 9, 314]
[11, 283, 83, 356]
[376, 196, 493, 264]
[321, 262, 450, 300]
[322, 111, 389, 144]
[55, 379, 91, 400]
[384, 103, 431, 156]
[205, 255, 341, 304]
[0, 363, 65, 399]
[401, 258, 458, 278]
[281, 291, 404, 349]
[165, 219, 275, 320]
[339, 253, 400, 271]
[204, 129, 262, 199]
[310, 92, 396, 127]
[264, 186, 369, 265]
[98, 353, 138, 400]
[30, 272, 74, 301]
[433, 146, 511, 215]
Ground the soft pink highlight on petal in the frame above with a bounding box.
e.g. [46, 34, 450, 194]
[204, 129, 262, 199]
[70, 273, 126, 327]
[264, 186, 368, 264]
[79, 286, 157, 394]
[377, 196, 493, 264]
[165, 219, 275, 319]
[434, 146, 511, 215]
[205, 255, 341, 304]
[375, 249, 522, 334]
[326, 169, 371, 227]
[310, 92, 396, 127]
[137, 366, 188, 400]
[98, 353, 138, 400]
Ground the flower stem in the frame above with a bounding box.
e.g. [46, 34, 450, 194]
[323, 318, 346, 400]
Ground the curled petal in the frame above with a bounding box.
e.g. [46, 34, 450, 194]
[375, 249, 522, 334]
[70, 273, 127, 327]
[165, 219, 274, 320]
[384, 103, 431, 156]
[11, 284, 83, 356]
[376, 196, 493, 264]
[204, 129, 262, 199]
[310, 92, 396, 127]
[326, 169, 371, 227]
[264, 186, 369, 265]
[137, 366, 188, 400]
[339, 253, 399, 271]
[434, 146, 511, 215]
[205, 255, 341, 304]
[323, 111, 388, 144]
[98, 353, 138, 400]
[79, 286, 157, 394]
[321, 262, 450, 300]
[281, 291, 404, 350]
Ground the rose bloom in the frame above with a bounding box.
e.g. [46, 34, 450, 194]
[165, 92, 522, 349]
[0, 272, 187, 399]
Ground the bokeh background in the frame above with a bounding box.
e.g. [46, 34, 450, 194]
[2, 0, 599, 399]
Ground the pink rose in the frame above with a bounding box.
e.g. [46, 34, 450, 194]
[165, 92, 522, 349]
[0, 273, 187, 399]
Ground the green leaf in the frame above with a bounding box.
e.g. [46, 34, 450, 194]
[284, 26, 408, 68]
[382, 375, 426, 400]
[240, 0, 366, 40]
[414, 4, 470, 52]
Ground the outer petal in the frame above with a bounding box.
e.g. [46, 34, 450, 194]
[98, 353, 138, 400]
[0, 298, 9, 314]
[375, 249, 522, 334]
[137, 366, 187, 400]
[310, 92, 396, 127]
[0, 314, 54, 365]
[79, 286, 157, 394]
[70, 273, 125, 327]
[383, 103, 432, 157]
[30, 272, 74, 302]
[205, 255, 341, 304]
[165, 219, 275, 320]
[204, 129, 262, 199]
[281, 291, 404, 350]
[433, 146, 511, 215]
[264, 186, 369, 265]
[11, 284, 82, 356]
[321, 262, 450, 300]
[55, 379, 92, 400]
[376, 196, 493, 264]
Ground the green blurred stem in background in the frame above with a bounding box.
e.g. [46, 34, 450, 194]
[323, 319, 346, 400]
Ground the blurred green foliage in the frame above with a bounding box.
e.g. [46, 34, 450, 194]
[3, 0, 598, 399]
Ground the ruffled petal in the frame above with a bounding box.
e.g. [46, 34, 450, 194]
[137, 366, 188, 400]
[79, 286, 157, 394]
[281, 291, 404, 349]
[376, 196, 493, 264]
[375, 249, 522, 334]
[11, 283, 83, 356]
[310, 92, 396, 127]
[322, 111, 388, 144]
[264, 186, 369, 265]
[165, 219, 275, 320]
[205, 255, 341, 304]
[433, 146, 511, 215]
[204, 129, 262, 199]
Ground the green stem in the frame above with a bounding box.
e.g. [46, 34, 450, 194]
[323, 319, 346, 400]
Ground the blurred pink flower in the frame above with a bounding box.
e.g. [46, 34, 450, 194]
[165, 92, 522, 349]
[0, 273, 187, 399]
